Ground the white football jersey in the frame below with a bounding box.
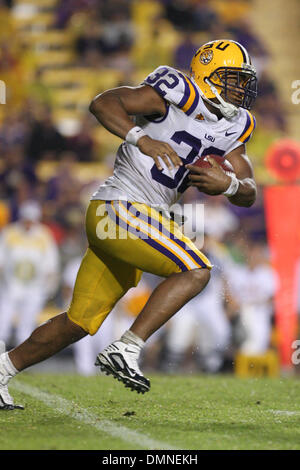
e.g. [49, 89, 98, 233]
[0, 222, 60, 289]
[226, 263, 276, 306]
[92, 66, 256, 209]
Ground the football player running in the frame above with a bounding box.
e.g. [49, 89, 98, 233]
[0, 40, 257, 408]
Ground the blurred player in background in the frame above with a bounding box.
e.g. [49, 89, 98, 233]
[163, 235, 231, 373]
[226, 242, 276, 355]
[0, 200, 60, 347]
[0, 39, 258, 409]
[200, 195, 240, 241]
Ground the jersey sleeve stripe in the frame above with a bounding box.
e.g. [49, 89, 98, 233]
[177, 73, 200, 115]
[177, 73, 195, 112]
[184, 77, 200, 116]
[238, 111, 255, 143]
[243, 115, 256, 143]
[177, 72, 191, 109]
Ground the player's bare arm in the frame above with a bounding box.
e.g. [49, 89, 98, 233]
[89, 85, 183, 170]
[186, 144, 257, 207]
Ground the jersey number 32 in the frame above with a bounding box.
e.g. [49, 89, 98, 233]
[151, 130, 225, 193]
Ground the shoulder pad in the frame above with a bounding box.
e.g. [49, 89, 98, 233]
[143, 66, 200, 115]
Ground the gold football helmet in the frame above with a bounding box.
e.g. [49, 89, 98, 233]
[190, 39, 257, 118]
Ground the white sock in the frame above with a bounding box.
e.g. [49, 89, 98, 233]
[120, 330, 145, 350]
[0, 353, 19, 385]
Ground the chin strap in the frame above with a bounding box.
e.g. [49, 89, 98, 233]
[203, 78, 238, 119]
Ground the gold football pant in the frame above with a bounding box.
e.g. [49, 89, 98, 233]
[67, 200, 212, 335]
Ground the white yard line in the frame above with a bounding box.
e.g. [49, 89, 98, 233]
[11, 381, 177, 450]
[268, 409, 300, 416]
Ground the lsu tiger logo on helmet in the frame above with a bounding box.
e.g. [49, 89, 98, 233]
[190, 39, 257, 114]
[199, 49, 214, 65]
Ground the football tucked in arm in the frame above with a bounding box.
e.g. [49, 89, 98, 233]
[191, 154, 236, 177]
[186, 153, 241, 197]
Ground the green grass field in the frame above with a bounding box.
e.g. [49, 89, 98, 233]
[1, 372, 300, 450]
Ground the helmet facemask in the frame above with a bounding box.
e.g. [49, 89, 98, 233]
[206, 66, 257, 110]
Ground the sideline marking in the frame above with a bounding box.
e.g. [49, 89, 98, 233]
[268, 409, 300, 416]
[12, 381, 177, 450]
